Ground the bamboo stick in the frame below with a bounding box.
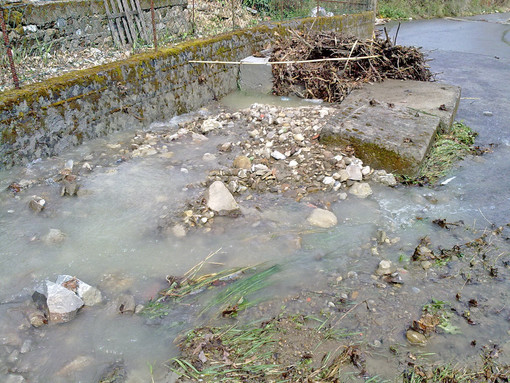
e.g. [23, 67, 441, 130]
[189, 55, 380, 65]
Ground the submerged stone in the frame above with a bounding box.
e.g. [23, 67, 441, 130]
[307, 208, 338, 228]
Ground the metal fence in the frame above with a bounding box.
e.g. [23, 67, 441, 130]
[1, 0, 373, 91]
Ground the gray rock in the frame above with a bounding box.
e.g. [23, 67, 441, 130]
[349, 182, 373, 198]
[322, 176, 335, 185]
[55, 275, 103, 306]
[43, 229, 66, 244]
[346, 164, 363, 181]
[372, 170, 397, 187]
[307, 208, 338, 228]
[28, 196, 45, 213]
[20, 340, 32, 354]
[34, 281, 84, 323]
[206, 181, 240, 216]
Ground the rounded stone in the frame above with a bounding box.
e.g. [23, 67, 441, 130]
[233, 156, 251, 169]
[307, 208, 338, 228]
[406, 330, 427, 345]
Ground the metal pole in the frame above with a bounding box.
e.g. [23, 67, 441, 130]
[192, 0, 195, 34]
[232, 0, 235, 31]
[150, 0, 157, 51]
[0, 7, 20, 89]
[316, 0, 320, 17]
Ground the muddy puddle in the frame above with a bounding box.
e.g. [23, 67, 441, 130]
[1, 92, 510, 381]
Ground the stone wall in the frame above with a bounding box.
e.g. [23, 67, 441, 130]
[0, 11, 374, 168]
[2, 0, 190, 50]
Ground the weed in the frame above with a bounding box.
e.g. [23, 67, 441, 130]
[400, 121, 478, 185]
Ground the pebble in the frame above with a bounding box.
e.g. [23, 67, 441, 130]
[29, 196, 45, 213]
[483, 111, 493, 117]
[202, 153, 216, 161]
[406, 329, 427, 345]
[233, 155, 251, 169]
[288, 160, 298, 167]
[421, 261, 432, 270]
[271, 150, 286, 160]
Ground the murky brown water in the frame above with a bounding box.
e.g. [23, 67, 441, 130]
[2, 13, 510, 381]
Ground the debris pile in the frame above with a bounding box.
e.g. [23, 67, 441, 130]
[271, 30, 433, 103]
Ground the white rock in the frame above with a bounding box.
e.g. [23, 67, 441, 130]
[323, 176, 335, 185]
[293, 133, 305, 141]
[361, 166, 371, 176]
[346, 164, 363, 181]
[202, 153, 216, 161]
[271, 150, 286, 160]
[349, 182, 373, 198]
[201, 118, 222, 133]
[307, 209, 338, 228]
[206, 181, 240, 215]
[376, 260, 393, 276]
[288, 160, 298, 168]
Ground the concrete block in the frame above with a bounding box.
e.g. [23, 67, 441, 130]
[239, 56, 273, 94]
[320, 99, 441, 177]
[347, 79, 461, 129]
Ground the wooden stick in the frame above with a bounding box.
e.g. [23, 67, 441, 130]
[189, 55, 380, 66]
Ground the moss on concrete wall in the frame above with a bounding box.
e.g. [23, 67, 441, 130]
[0, 11, 374, 168]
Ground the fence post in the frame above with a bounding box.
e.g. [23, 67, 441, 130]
[232, 0, 235, 31]
[0, 7, 20, 89]
[192, 0, 195, 34]
[150, 0, 157, 51]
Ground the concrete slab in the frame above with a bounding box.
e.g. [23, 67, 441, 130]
[320, 99, 442, 177]
[348, 79, 461, 128]
[239, 56, 273, 94]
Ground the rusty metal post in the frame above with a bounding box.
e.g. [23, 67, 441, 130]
[150, 0, 157, 51]
[316, 0, 320, 17]
[192, 0, 195, 33]
[0, 7, 20, 89]
[232, 0, 235, 31]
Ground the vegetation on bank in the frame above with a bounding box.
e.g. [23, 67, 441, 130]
[378, 0, 510, 19]
[401, 121, 478, 185]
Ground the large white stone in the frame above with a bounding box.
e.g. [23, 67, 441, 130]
[206, 181, 240, 215]
[307, 208, 338, 228]
[35, 281, 84, 323]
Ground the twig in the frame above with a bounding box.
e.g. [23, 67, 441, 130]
[189, 55, 380, 66]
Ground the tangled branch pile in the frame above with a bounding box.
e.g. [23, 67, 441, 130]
[271, 29, 433, 103]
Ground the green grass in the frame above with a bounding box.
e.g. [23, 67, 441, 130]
[401, 121, 477, 185]
[378, 0, 510, 19]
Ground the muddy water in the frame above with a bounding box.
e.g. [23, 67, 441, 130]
[1, 14, 510, 382]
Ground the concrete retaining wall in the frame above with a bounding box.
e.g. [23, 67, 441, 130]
[0, 11, 374, 168]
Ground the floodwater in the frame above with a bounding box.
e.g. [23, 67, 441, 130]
[1, 13, 510, 382]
